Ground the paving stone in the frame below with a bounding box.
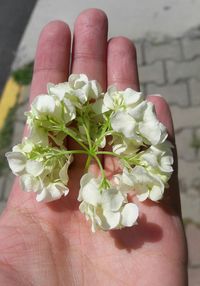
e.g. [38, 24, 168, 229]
[19, 85, 30, 103]
[188, 268, 200, 286]
[3, 172, 14, 201]
[0, 176, 6, 200]
[171, 106, 200, 131]
[178, 159, 200, 191]
[181, 191, 200, 224]
[0, 201, 6, 215]
[12, 121, 25, 146]
[166, 58, 200, 83]
[186, 224, 200, 266]
[176, 129, 196, 161]
[139, 61, 165, 85]
[144, 40, 182, 64]
[146, 82, 189, 106]
[189, 79, 200, 106]
[182, 38, 200, 60]
[135, 41, 143, 66]
[195, 128, 200, 160]
[15, 101, 29, 123]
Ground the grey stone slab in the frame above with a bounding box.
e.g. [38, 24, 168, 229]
[186, 224, 200, 266]
[15, 102, 29, 124]
[12, 121, 25, 146]
[166, 58, 200, 83]
[189, 79, 200, 106]
[146, 82, 189, 106]
[182, 37, 200, 60]
[0, 176, 6, 200]
[188, 268, 200, 286]
[176, 128, 196, 161]
[144, 40, 182, 64]
[171, 106, 200, 131]
[181, 191, 200, 224]
[134, 41, 143, 66]
[139, 61, 165, 85]
[178, 159, 200, 192]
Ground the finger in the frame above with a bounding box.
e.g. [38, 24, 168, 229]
[70, 9, 108, 180]
[107, 37, 139, 91]
[10, 21, 71, 203]
[23, 20, 71, 137]
[71, 8, 108, 89]
[31, 21, 71, 101]
[105, 37, 140, 175]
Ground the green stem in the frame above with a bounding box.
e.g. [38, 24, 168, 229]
[60, 150, 89, 155]
[85, 155, 92, 171]
[96, 151, 122, 158]
[93, 154, 105, 177]
[82, 123, 92, 150]
[62, 126, 89, 151]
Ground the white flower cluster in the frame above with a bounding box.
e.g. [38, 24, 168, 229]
[6, 74, 173, 232]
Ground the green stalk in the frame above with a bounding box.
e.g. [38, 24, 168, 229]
[62, 126, 89, 152]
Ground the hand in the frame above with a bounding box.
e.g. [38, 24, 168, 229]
[0, 9, 187, 286]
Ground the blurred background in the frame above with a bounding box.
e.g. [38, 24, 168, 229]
[0, 0, 200, 284]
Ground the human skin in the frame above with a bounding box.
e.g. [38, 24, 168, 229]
[0, 9, 188, 286]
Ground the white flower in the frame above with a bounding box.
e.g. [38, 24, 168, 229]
[102, 86, 143, 112]
[111, 111, 142, 142]
[140, 141, 174, 178]
[35, 182, 69, 202]
[69, 74, 102, 101]
[121, 166, 165, 202]
[6, 140, 73, 202]
[78, 173, 139, 232]
[27, 94, 75, 126]
[112, 135, 140, 156]
[48, 82, 70, 100]
[139, 102, 167, 145]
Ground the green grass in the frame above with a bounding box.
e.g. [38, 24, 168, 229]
[12, 62, 33, 85]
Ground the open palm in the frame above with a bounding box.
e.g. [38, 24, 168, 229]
[0, 9, 187, 286]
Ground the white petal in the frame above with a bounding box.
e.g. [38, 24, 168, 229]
[149, 185, 164, 201]
[6, 151, 26, 175]
[102, 189, 124, 211]
[128, 101, 147, 120]
[111, 111, 136, 138]
[123, 88, 143, 105]
[47, 82, 69, 100]
[103, 210, 121, 229]
[36, 183, 68, 202]
[59, 156, 72, 184]
[26, 160, 43, 177]
[36, 188, 49, 202]
[103, 92, 114, 111]
[32, 95, 56, 114]
[20, 174, 40, 192]
[92, 98, 104, 114]
[29, 126, 48, 145]
[137, 191, 149, 201]
[81, 179, 101, 206]
[121, 203, 139, 226]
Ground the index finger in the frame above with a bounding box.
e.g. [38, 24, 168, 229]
[31, 20, 71, 101]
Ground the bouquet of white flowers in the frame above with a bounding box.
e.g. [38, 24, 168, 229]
[6, 74, 173, 232]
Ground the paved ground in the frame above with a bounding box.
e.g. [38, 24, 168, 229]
[1, 27, 200, 285]
[0, 0, 37, 95]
